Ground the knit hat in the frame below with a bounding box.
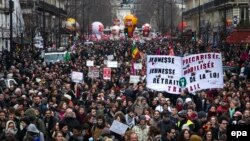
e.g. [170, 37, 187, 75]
[198, 111, 207, 119]
[185, 98, 192, 103]
[178, 110, 187, 118]
[190, 134, 202, 141]
[176, 98, 183, 104]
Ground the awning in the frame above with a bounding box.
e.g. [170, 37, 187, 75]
[226, 30, 250, 44]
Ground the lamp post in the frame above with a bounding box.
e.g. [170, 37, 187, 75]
[42, 0, 46, 49]
[181, 0, 184, 39]
[170, 0, 173, 41]
[9, 0, 14, 62]
[162, 0, 165, 34]
[58, 0, 61, 47]
[74, 0, 77, 41]
[198, 0, 201, 39]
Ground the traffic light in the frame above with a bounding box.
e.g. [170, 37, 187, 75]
[192, 31, 196, 41]
[124, 27, 128, 37]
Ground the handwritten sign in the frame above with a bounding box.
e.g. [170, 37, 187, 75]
[71, 71, 83, 83]
[86, 60, 94, 66]
[103, 67, 111, 80]
[109, 120, 128, 135]
[107, 61, 118, 68]
[88, 67, 99, 78]
[129, 75, 140, 84]
[134, 63, 142, 70]
[107, 55, 114, 60]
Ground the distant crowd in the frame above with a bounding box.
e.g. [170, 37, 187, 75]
[0, 38, 249, 141]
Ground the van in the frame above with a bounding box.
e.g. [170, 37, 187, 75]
[44, 51, 70, 63]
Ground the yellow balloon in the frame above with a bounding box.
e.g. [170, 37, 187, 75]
[67, 18, 76, 23]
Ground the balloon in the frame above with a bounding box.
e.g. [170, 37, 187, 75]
[124, 14, 138, 38]
[92, 21, 104, 35]
[111, 25, 120, 35]
[63, 18, 80, 31]
[142, 23, 151, 37]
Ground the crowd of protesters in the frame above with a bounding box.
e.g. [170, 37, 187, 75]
[0, 37, 249, 141]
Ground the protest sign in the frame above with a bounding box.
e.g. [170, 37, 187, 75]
[103, 67, 111, 80]
[88, 67, 99, 78]
[129, 75, 140, 84]
[107, 61, 118, 68]
[86, 60, 94, 66]
[146, 53, 223, 94]
[134, 63, 142, 70]
[107, 55, 114, 60]
[71, 71, 83, 83]
[109, 120, 128, 135]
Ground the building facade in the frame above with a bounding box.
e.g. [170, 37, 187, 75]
[183, 0, 250, 44]
[0, 0, 24, 52]
[20, 0, 68, 48]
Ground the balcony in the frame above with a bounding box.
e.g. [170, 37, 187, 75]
[20, 0, 34, 8]
[0, 0, 10, 14]
[36, 1, 67, 16]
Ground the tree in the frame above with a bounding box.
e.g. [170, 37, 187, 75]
[66, 0, 113, 33]
[134, 0, 180, 33]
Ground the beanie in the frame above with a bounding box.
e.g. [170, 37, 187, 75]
[198, 111, 207, 119]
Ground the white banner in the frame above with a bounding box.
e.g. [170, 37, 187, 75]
[146, 53, 223, 94]
[146, 55, 182, 94]
[182, 53, 224, 92]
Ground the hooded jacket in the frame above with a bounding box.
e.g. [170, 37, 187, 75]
[24, 108, 46, 134]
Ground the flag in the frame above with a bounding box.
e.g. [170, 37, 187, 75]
[131, 43, 140, 59]
[64, 51, 71, 62]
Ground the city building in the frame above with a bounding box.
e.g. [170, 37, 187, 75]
[0, 0, 24, 52]
[183, 0, 250, 45]
[20, 0, 68, 48]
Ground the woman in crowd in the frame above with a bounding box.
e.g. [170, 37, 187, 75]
[178, 129, 191, 141]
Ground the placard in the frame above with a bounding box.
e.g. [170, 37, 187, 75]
[134, 63, 142, 70]
[86, 60, 94, 66]
[109, 120, 128, 135]
[71, 71, 83, 83]
[103, 67, 111, 80]
[107, 55, 114, 60]
[88, 67, 99, 78]
[129, 75, 140, 84]
[107, 61, 118, 68]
